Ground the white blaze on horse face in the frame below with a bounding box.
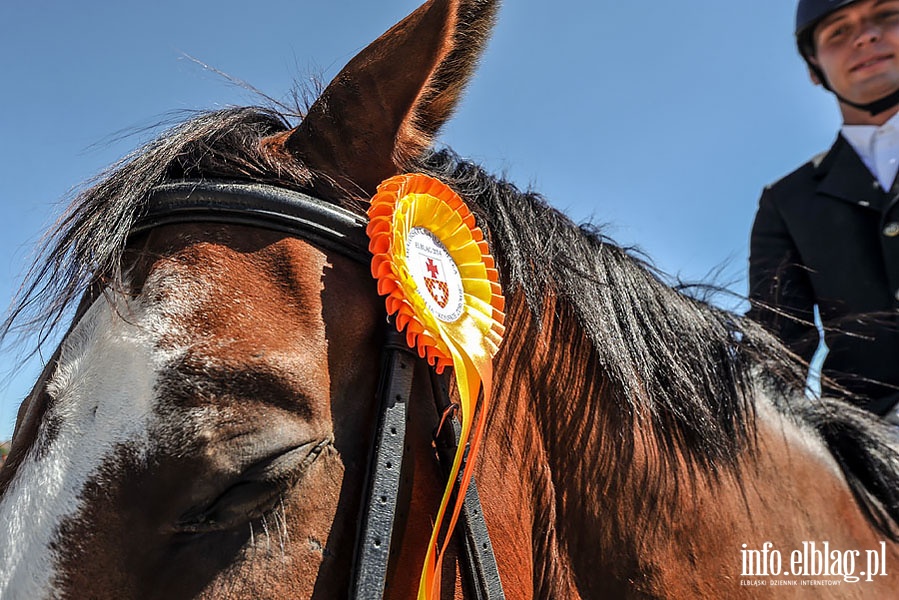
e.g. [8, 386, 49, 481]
[0, 293, 174, 599]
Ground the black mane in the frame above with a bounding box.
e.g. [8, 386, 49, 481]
[3, 106, 898, 537]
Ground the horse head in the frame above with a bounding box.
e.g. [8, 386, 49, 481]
[0, 1, 501, 598]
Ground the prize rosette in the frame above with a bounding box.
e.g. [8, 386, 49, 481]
[367, 173, 505, 370]
[366, 173, 505, 599]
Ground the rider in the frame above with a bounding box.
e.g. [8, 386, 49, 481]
[749, 0, 899, 424]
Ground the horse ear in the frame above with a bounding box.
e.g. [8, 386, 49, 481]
[262, 0, 499, 196]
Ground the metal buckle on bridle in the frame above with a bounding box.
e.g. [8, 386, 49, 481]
[433, 401, 460, 441]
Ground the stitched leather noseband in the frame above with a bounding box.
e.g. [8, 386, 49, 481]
[135, 181, 505, 599]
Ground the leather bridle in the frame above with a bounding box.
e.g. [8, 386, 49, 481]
[135, 181, 505, 599]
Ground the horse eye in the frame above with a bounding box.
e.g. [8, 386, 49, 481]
[176, 479, 285, 534]
[175, 440, 330, 535]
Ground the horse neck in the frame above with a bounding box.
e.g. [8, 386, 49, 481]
[483, 292, 899, 598]
[476, 293, 600, 597]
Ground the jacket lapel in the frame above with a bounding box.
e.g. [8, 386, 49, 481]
[815, 135, 888, 211]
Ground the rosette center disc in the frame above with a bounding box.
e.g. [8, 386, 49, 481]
[405, 227, 465, 322]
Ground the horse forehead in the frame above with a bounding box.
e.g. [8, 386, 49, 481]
[138, 231, 341, 410]
[145, 231, 329, 321]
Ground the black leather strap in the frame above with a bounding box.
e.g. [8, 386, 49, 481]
[459, 474, 506, 599]
[351, 326, 416, 599]
[138, 181, 370, 263]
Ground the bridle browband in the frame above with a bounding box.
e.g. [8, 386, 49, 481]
[134, 181, 372, 262]
[137, 181, 505, 599]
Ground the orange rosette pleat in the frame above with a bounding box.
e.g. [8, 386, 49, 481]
[366, 173, 505, 599]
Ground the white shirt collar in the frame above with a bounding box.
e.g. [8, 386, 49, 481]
[842, 111, 899, 189]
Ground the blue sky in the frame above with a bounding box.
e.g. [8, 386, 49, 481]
[0, 1, 841, 441]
